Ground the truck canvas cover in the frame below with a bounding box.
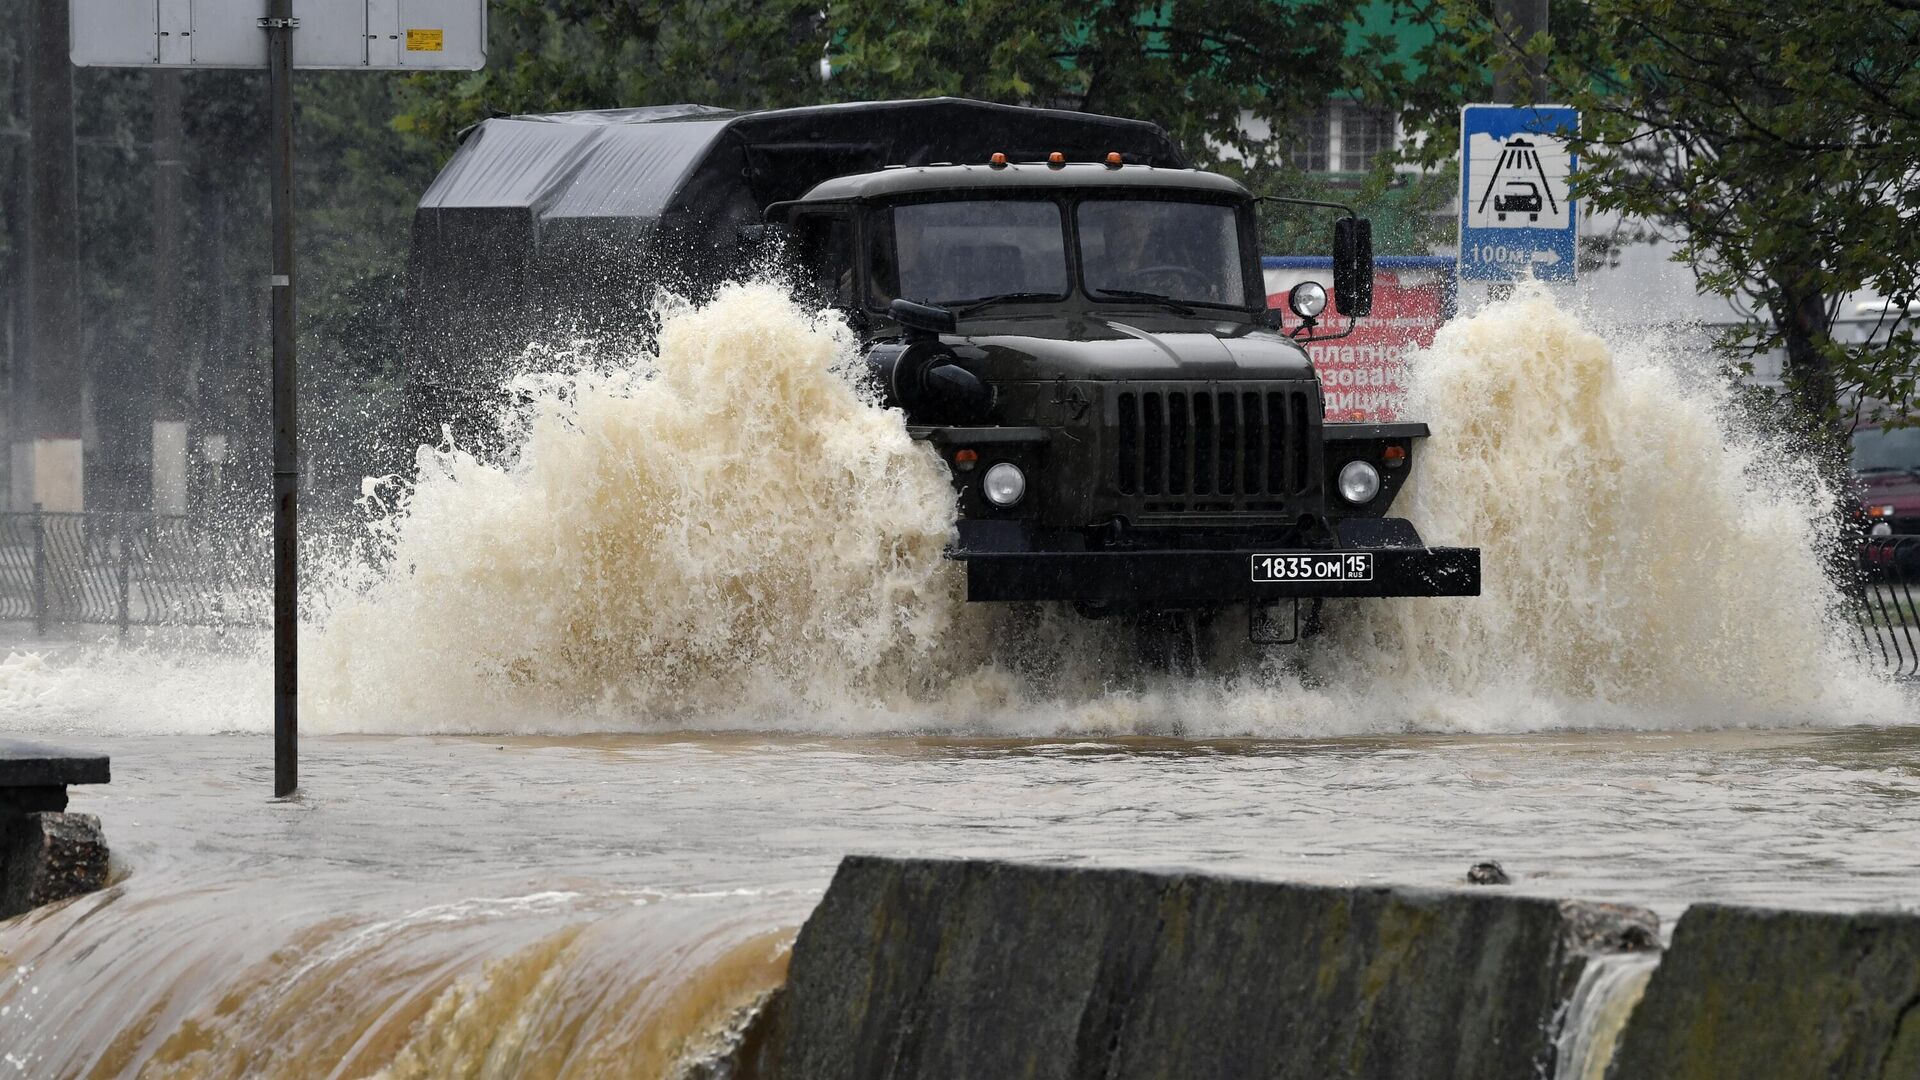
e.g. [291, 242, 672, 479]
[406, 98, 1187, 428]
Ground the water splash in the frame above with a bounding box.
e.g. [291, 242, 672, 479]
[6, 282, 1903, 737]
[1321, 285, 1889, 729]
[305, 282, 976, 734]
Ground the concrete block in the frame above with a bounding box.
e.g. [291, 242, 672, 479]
[1605, 903, 1920, 1079]
[0, 812, 109, 919]
[748, 856, 1659, 1080]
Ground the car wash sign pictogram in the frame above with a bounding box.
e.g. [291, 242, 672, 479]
[1458, 105, 1578, 283]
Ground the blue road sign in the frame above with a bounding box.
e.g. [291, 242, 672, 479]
[1459, 104, 1578, 283]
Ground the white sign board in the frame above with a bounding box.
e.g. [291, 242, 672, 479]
[71, 0, 485, 69]
[1458, 105, 1578, 283]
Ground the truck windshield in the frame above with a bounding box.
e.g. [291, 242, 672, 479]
[1078, 200, 1247, 308]
[887, 200, 1068, 306]
[1853, 425, 1920, 473]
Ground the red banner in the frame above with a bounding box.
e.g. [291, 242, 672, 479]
[1263, 261, 1454, 422]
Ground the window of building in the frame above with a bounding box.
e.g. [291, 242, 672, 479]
[1287, 102, 1399, 174]
[1340, 106, 1397, 173]
[1289, 104, 1332, 173]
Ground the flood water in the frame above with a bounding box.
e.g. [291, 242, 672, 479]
[4, 286, 1918, 1075]
[5, 724, 1920, 1077]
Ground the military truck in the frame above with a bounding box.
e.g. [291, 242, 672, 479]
[407, 98, 1479, 649]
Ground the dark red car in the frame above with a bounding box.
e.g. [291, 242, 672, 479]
[1854, 423, 1920, 537]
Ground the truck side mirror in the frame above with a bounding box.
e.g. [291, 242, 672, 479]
[1333, 217, 1374, 318]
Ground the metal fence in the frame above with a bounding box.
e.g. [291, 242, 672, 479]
[0, 507, 269, 633]
[1858, 534, 1920, 679]
[2, 508, 1919, 679]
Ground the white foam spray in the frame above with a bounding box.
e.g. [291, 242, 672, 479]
[7, 281, 1902, 736]
[304, 282, 978, 733]
[1318, 285, 1893, 729]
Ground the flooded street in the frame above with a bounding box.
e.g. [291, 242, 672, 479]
[5, 722, 1920, 1076]
[3, 0, 1917, 1067]
[4, 288, 1917, 1075]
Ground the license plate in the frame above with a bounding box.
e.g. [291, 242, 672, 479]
[1250, 552, 1374, 583]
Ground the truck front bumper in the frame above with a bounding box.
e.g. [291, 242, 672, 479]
[951, 545, 1480, 604]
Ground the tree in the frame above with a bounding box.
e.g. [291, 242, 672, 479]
[395, 0, 829, 144]
[393, 1, 1443, 263]
[1570, 0, 1920, 443]
[824, 0, 1351, 167]
[398, 0, 1371, 168]
[1383, 0, 1920, 445]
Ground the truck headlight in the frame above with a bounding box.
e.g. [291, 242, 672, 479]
[1872, 521, 1894, 538]
[984, 462, 1026, 507]
[1338, 460, 1381, 504]
[1289, 281, 1328, 319]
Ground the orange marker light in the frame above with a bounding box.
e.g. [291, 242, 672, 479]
[1105, 152, 1123, 167]
[1382, 444, 1407, 468]
[954, 448, 979, 470]
[989, 152, 1008, 168]
[1048, 151, 1066, 168]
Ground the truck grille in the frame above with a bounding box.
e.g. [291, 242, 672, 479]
[1113, 385, 1316, 499]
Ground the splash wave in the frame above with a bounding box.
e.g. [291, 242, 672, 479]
[6, 282, 1903, 736]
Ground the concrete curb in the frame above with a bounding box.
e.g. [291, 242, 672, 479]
[1605, 903, 1920, 1079]
[741, 856, 1660, 1080]
[1, 811, 108, 919]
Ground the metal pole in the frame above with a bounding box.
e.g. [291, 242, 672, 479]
[1491, 0, 1549, 105]
[264, 0, 298, 798]
[1488, 0, 1548, 303]
[25, 0, 83, 470]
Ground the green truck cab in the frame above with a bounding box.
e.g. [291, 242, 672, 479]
[769, 157, 1477, 634]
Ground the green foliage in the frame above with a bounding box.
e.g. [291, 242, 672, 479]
[395, 0, 1378, 168]
[1247, 156, 1457, 257]
[825, 0, 1351, 166]
[1380, 0, 1920, 438]
[395, 0, 828, 145]
[1563, 0, 1920, 435]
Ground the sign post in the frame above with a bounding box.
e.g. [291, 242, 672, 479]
[71, 0, 485, 796]
[1458, 105, 1579, 284]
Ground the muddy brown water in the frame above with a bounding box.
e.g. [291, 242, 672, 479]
[6, 726, 1920, 1077]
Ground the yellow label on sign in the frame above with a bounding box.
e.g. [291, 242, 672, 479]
[405, 29, 444, 51]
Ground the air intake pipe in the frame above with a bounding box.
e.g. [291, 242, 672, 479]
[866, 299, 992, 422]
[865, 339, 992, 422]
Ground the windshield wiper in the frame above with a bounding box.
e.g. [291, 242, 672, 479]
[953, 292, 1059, 316]
[1088, 289, 1199, 316]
